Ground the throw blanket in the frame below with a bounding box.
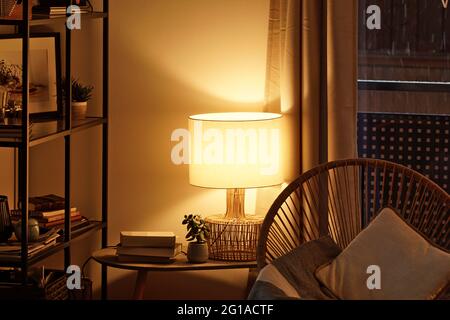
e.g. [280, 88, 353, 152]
[248, 236, 342, 300]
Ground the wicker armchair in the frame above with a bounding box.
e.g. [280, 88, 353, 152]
[257, 159, 450, 269]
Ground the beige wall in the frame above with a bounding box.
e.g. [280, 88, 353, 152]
[107, 0, 272, 299]
[0, 0, 286, 300]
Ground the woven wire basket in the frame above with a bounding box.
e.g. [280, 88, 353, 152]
[206, 215, 263, 261]
[0, 270, 69, 300]
[45, 273, 70, 300]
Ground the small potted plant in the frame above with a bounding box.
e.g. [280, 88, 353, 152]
[182, 214, 210, 263]
[63, 78, 94, 121]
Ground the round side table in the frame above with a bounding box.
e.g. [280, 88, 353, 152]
[92, 248, 258, 300]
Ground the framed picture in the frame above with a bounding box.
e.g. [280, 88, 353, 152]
[0, 33, 62, 116]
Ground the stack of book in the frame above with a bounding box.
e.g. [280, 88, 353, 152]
[11, 207, 83, 229]
[117, 232, 182, 264]
[29, 194, 65, 211]
[0, 228, 61, 262]
[11, 194, 87, 230]
[33, 0, 91, 16]
[32, 6, 91, 15]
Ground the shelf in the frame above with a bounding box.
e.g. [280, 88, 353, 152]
[0, 12, 107, 27]
[0, 221, 105, 268]
[1, 3, 109, 293]
[0, 117, 106, 148]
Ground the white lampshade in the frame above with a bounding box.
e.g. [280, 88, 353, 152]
[189, 112, 283, 189]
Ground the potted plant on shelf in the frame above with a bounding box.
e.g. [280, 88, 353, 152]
[63, 78, 94, 121]
[182, 214, 210, 264]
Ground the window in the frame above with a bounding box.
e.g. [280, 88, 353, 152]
[358, 0, 449, 192]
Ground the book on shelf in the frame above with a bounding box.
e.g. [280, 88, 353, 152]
[11, 209, 85, 229]
[39, 217, 92, 235]
[37, 211, 80, 223]
[38, 214, 83, 229]
[33, 5, 91, 16]
[37, 228, 62, 245]
[26, 194, 65, 212]
[116, 255, 177, 264]
[0, 229, 61, 262]
[120, 231, 176, 248]
[10, 207, 78, 219]
[116, 243, 182, 258]
[37, 0, 89, 6]
[71, 218, 92, 233]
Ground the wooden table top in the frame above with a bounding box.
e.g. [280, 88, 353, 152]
[92, 248, 258, 272]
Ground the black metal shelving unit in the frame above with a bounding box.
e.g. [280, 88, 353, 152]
[0, 1, 109, 299]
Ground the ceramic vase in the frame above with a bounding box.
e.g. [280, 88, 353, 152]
[187, 242, 209, 264]
[14, 218, 40, 242]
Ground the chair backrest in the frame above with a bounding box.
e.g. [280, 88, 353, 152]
[257, 159, 450, 269]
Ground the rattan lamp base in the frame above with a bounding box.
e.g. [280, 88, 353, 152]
[206, 215, 264, 262]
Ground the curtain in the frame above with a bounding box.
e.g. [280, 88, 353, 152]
[265, 0, 358, 172]
[265, 0, 359, 242]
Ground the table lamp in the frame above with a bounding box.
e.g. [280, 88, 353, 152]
[189, 112, 283, 261]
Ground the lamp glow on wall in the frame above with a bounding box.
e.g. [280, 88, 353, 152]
[189, 112, 283, 261]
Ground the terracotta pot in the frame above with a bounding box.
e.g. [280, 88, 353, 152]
[72, 101, 88, 121]
[187, 242, 209, 264]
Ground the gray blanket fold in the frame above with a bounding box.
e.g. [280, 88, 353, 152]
[248, 236, 342, 300]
